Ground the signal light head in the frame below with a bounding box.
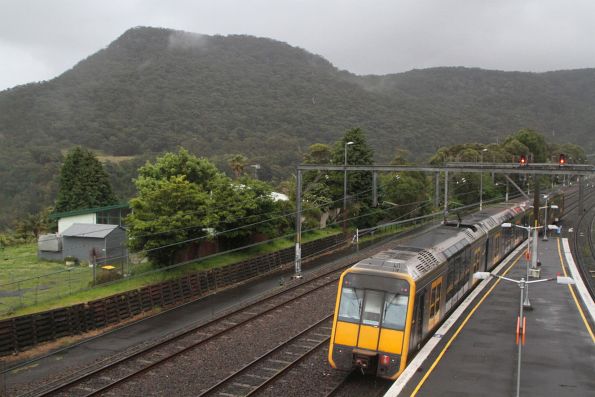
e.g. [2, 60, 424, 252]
[559, 154, 566, 165]
[519, 155, 527, 165]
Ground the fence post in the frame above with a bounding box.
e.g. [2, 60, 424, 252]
[68, 268, 72, 295]
[35, 276, 40, 305]
[18, 281, 23, 307]
[1, 358, 6, 397]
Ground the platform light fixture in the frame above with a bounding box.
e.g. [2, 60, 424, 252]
[473, 271, 574, 397]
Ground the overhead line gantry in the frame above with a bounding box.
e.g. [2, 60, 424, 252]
[292, 162, 595, 278]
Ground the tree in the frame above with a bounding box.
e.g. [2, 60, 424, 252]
[55, 147, 118, 212]
[127, 149, 288, 266]
[214, 176, 288, 243]
[380, 150, 431, 219]
[303, 143, 332, 164]
[328, 128, 376, 227]
[127, 149, 225, 266]
[227, 154, 248, 179]
[14, 207, 55, 240]
[508, 129, 548, 163]
[549, 143, 586, 164]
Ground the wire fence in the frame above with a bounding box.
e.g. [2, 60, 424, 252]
[0, 230, 332, 317]
[0, 265, 93, 316]
[0, 191, 524, 317]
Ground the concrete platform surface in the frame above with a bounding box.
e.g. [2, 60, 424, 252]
[390, 237, 595, 397]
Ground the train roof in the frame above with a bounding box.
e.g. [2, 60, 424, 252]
[353, 200, 528, 281]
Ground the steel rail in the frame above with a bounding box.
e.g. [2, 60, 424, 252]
[571, 196, 595, 300]
[197, 315, 332, 397]
[28, 229, 413, 397]
[22, 266, 348, 397]
[4, 236, 348, 375]
[322, 371, 354, 397]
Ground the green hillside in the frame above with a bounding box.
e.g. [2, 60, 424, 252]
[1, 26, 594, 228]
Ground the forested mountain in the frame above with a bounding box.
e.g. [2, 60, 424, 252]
[1, 26, 594, 228]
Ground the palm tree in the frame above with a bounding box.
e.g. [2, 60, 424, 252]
[228, 154, 248, 179]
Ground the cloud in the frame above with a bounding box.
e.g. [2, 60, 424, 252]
[167, 31, 210, 51]
[0, 0, 594, 89]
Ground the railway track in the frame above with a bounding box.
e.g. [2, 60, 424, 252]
[323, 370, 391, 397]
[570, 188, 595, 299]
[19, 226, 431, 397]
[16, 198, 541, 397]
[197, 316, 333, 397]
[18, 267, 347, 397]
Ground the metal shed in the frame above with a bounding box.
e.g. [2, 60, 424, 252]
[61, 223, 128, 265]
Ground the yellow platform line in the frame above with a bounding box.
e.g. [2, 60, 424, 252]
[410, 255, 521, 396]
[556, 238, 595, 343]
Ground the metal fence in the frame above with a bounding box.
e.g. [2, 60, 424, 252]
[0, 266, 94, 317]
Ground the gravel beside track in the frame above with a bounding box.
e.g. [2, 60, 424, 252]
[105, 283, 338, 396]
[570, 188, 595, 298]
[12, 221, 443, 397]
[255, 340, 347, 397]
[27, 268, 344, 397]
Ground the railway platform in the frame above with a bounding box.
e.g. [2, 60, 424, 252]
[386, 236, 595, 397]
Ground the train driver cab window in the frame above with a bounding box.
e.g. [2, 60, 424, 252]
[362, 290, 384, 326]
[382, 294, 409, 330]
[338, 288, 364, 322]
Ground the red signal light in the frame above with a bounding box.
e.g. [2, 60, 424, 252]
[559, 154, 566, 165]
[519, 155, 527, 166]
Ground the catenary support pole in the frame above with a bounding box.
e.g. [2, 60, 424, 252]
[578, 175, 584, 215]
[372, 171, 378, 207]
[435, 171, 440, 208]
[444, 170, 449, 218]
[294, 169, 302, 278]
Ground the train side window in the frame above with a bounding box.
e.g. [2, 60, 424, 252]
[382, 294, 409, 330]
[338, 288, 364, 322]
[446, 262, 455, 300]
[431, 285, 438, 316]
[429, 279, 442, 320]
[362, 290, 384, 326]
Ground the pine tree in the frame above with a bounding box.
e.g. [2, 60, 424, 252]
[55, 147, 118, 212]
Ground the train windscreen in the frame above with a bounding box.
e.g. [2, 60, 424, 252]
[338, 273, 409, 330]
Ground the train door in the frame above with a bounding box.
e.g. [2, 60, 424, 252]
[428, 277, 443, 329]
[484, 238, 490, 271]
[410, 291, 425, 351]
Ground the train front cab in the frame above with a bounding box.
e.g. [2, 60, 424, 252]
[328, 270, 415, 380]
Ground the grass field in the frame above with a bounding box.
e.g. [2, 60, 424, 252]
[0, 244, 94, 316]
[0, 229, 340, 319]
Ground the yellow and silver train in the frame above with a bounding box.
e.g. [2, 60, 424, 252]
[328, 195, 563, 380]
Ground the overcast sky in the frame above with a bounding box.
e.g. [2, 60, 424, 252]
[1, 0, 594, 91]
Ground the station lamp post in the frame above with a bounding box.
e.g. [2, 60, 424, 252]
[539, 195, 559, 241]
[501, 223, 541, 308]
[474, 271, 574, 397]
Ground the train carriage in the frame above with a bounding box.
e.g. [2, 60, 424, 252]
[328, 196, 546, 380]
